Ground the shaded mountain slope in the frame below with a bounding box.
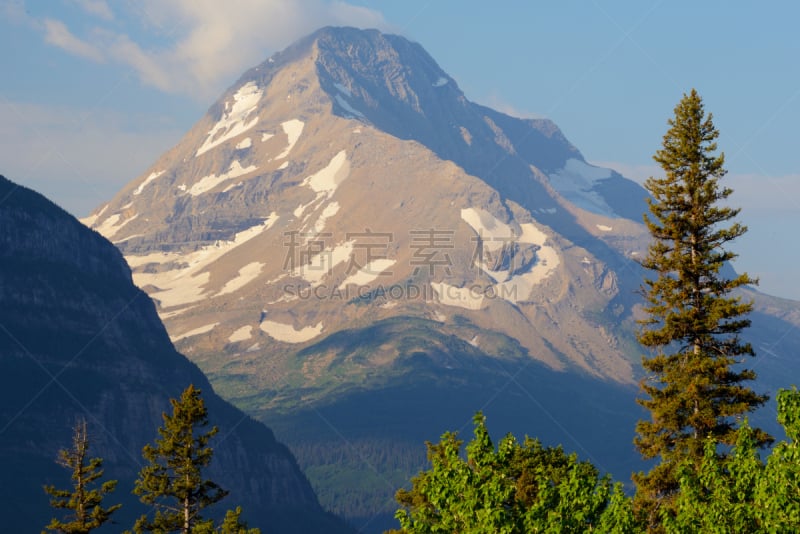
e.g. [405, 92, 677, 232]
[0, 175, 351, 533]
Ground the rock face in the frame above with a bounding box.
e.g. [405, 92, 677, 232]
[0, 175, 352, 533]
[81, 27, 800, 531]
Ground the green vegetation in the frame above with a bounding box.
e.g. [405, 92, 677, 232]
[633, 89, 770, 523]
[389, 413, 638, 533]
[390, 389, 800, 533]
[43, 419, 121, 533]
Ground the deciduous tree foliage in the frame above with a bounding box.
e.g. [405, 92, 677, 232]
[132, 384, 229, 534]
[390, 391, 800, 534]
[633, 89, 770, 521]
[665, 388, 800, 533]
[43, 419, 121, 534]
[389, 413, 639, 533]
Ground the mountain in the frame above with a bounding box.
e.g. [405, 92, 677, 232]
[81, 27, 800, 531]
[0, 175, 352, 533]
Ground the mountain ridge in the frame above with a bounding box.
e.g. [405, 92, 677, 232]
[0, 174, 352, 533]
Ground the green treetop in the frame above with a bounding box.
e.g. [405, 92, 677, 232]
[133, 384, 228, 534]
[43, 419, 121, 534]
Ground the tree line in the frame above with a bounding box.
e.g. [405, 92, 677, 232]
[387, 90, 797, 532]
[42, 385, 259, 534]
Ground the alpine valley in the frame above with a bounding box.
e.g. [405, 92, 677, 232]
[80, 27, 800, 532]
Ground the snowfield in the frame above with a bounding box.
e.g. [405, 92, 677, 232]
[260, 320, 323, 343]
[548, 158, 615, 217]
[133, 170, 165, 195]
[188, 161, 257, 196]
[129, 213, 279, 311]
[196, 82, 263, 156]
[275, 119, 304, 159]
[457, 208, 561, 305]
[217, 262, 265, 296]
[171, 322, 218, 342]
[228, 325, 253, 343]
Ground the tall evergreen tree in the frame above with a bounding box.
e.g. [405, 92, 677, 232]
[633, 89, 770, 522]
[43, 419, 121, 534]
[133, 384, 228, 533]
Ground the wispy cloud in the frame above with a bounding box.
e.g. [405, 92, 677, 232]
[42, 18, 104, 62]
[34, 0, 389, 99]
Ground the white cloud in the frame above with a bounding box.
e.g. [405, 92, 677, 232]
[42, 18, 104, 62]
[73, 0, 114, 20]
[36, 0, 389, 99]
[105, 31, 173, 93]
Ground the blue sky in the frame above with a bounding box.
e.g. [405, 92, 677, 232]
[1, 1, 798, 298]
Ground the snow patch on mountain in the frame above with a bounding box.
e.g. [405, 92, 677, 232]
[433, 77, 448, 87]
[228, 325, 253, 343]
[335, 94, 364, 118]
[431, 282, 484, 310]
[222, 181, 244, 193]
[304, 150, 350, 194]
[93, 213, 121, 236]
[188, 160, 257, 196]
[80, 204, 107, 227]
[172, 322, 218, 342]
[334, 82, 351, 97]
[196, 81, 262, 156]
[461, 208, 514, 252]
[260, 320, 323, 343]
[312, 201, 340, 234]
[130, 213, 279, 310]
[294, 240, 355, 286]
[217, 262, 264, 296]
[261, 132, 274, 142]
[549, 159, 615, 217]
[340, 258, 396, 287]
[460, 209, 561, 303]
[236, 138, 252, 150]
[134, 170, 165, 195]
[94, 213, 138, 239]
[596, 224, 612, 232]
[293, 151, 350, 221]
[276, 119, 304, 159]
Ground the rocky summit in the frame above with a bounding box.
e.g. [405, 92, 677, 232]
[82, 27, 800, 531]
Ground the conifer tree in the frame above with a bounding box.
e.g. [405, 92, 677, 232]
[633, 89, 770, 521]
[43, 419, 121, 534]
[133, 385, 228, 533]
